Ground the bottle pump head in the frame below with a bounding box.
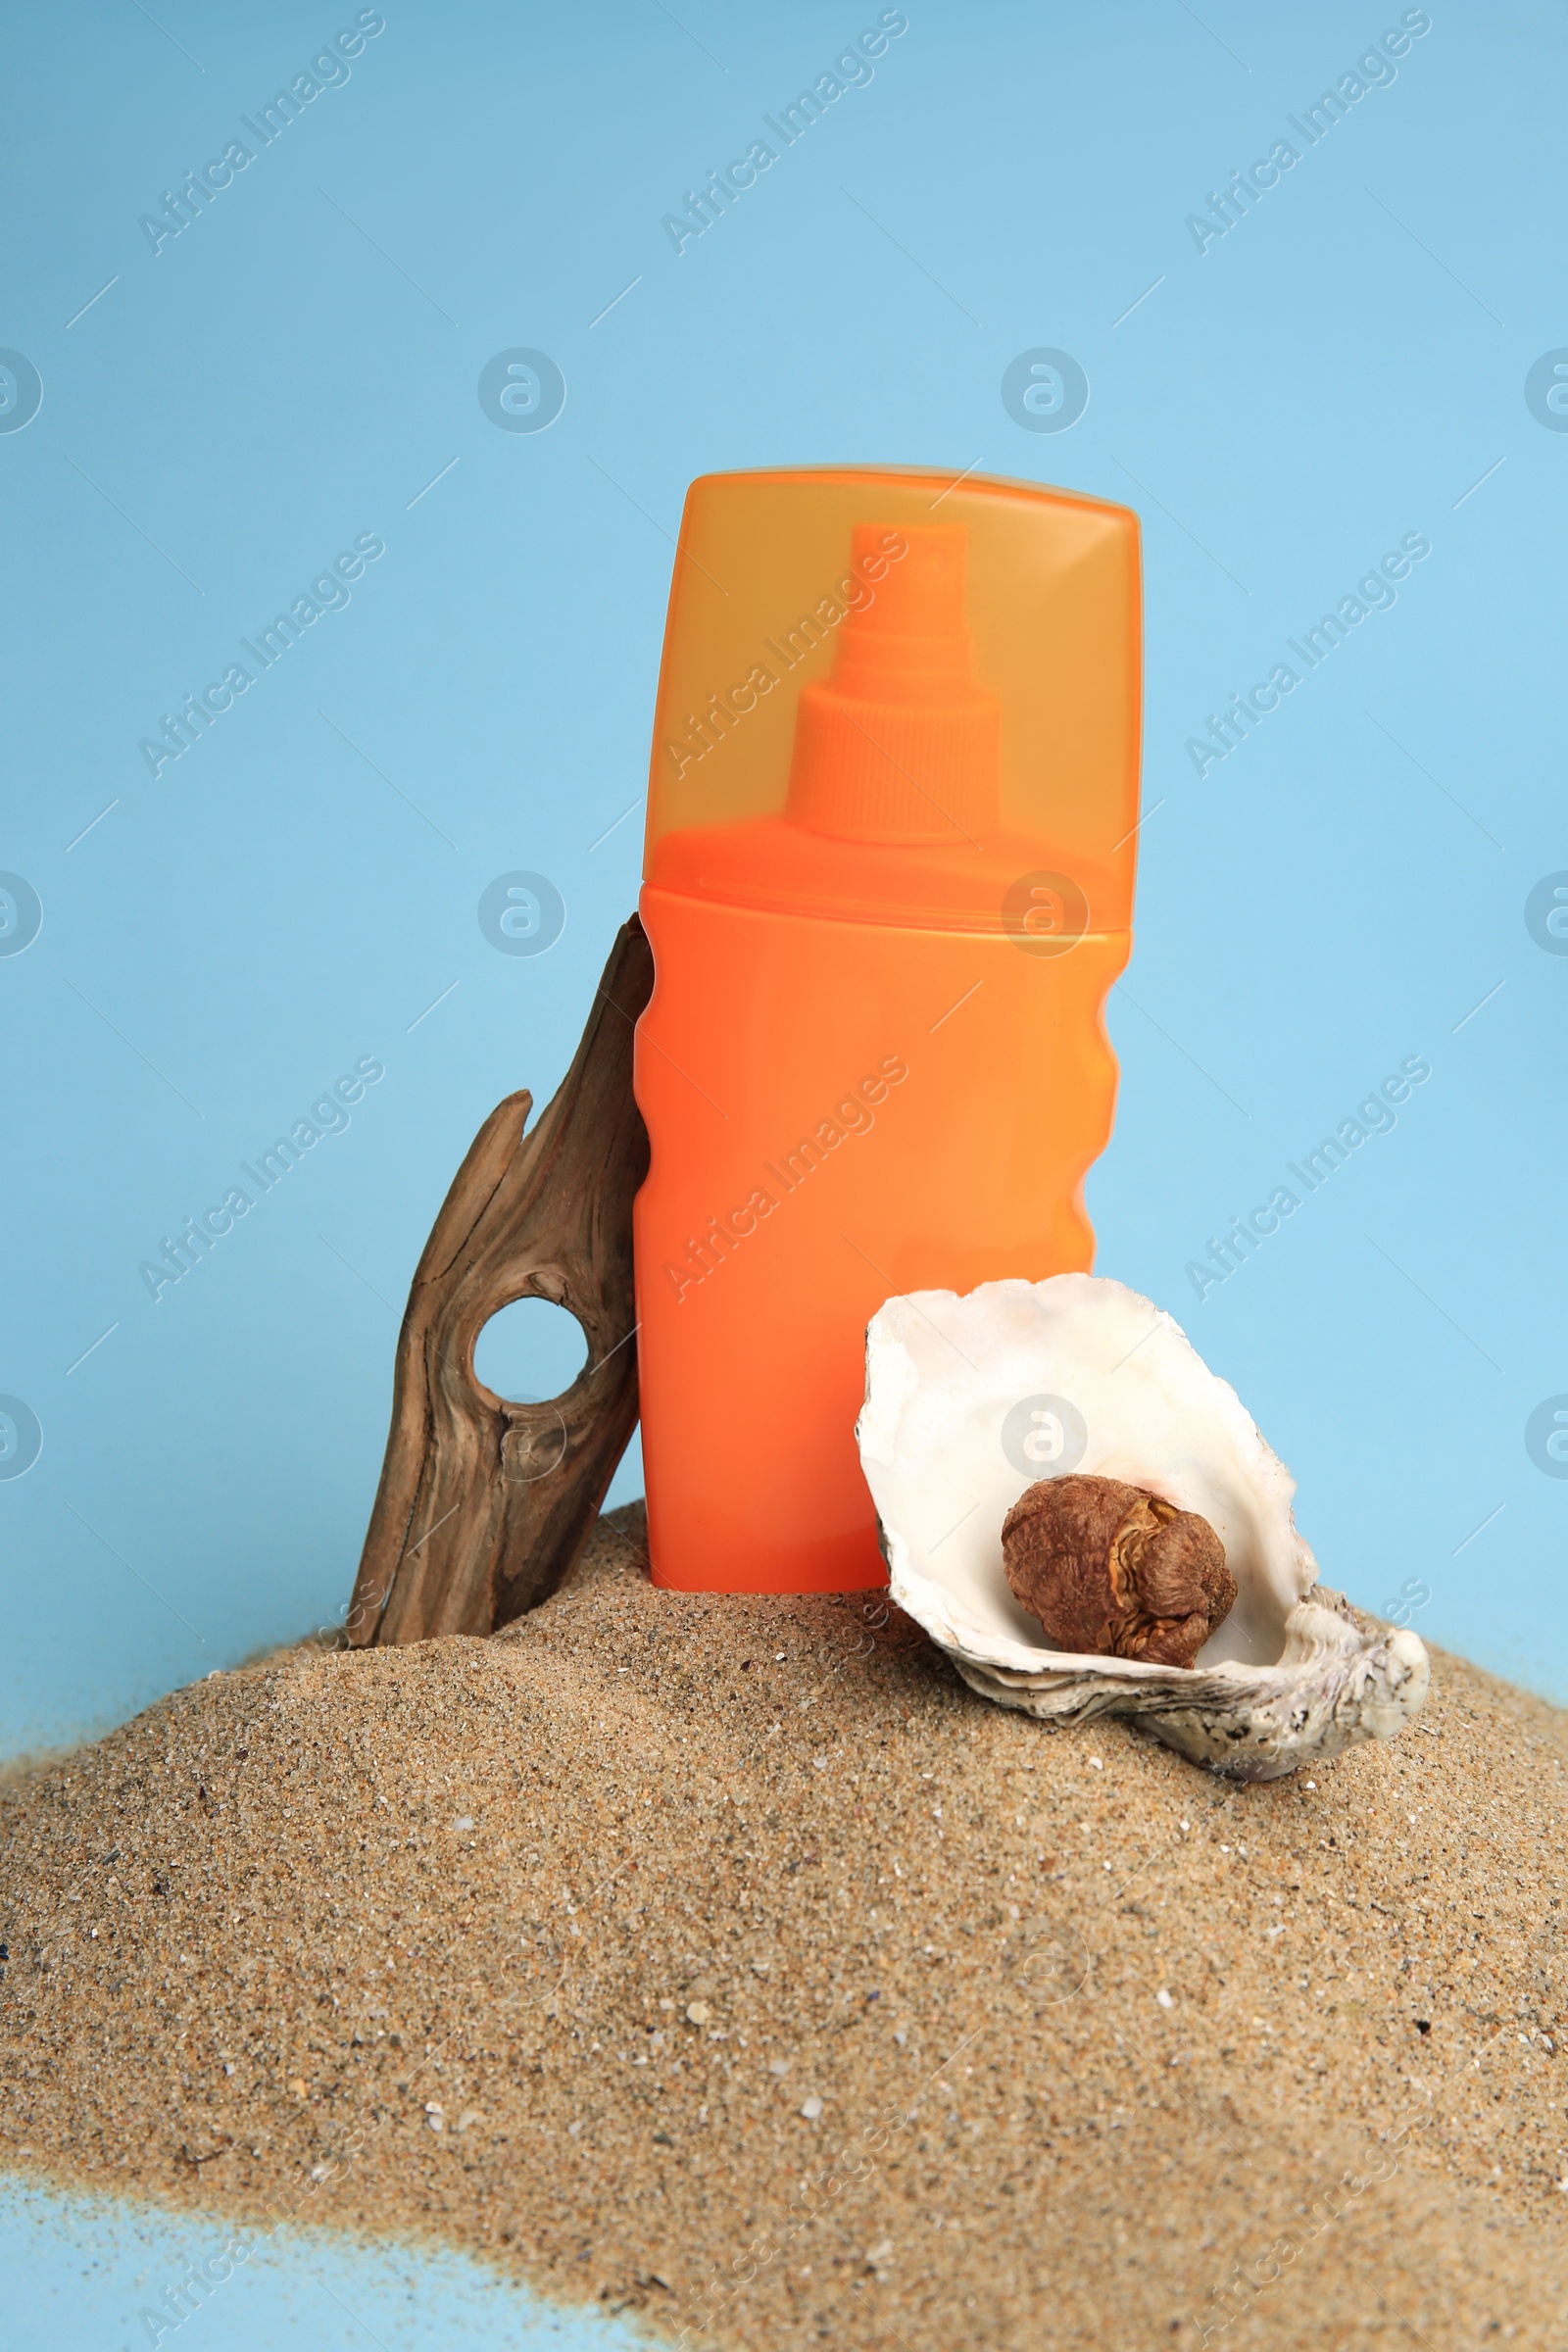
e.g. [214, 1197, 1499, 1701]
[785, 524, 1000, 845]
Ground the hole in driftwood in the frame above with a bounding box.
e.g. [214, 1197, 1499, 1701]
[473, 1297, 587, 1404]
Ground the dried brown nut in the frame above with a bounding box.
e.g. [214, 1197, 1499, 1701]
[1001, 1474, 1236, 1669]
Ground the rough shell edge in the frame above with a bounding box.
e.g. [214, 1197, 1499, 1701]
[940, 1591, 1430, 1781]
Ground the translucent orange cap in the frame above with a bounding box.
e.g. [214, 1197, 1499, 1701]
[643, 466, 1142, 931]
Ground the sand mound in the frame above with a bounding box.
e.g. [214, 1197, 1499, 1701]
[2, 1504, 1565, 2347]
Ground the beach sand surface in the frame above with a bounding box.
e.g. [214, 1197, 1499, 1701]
[1, 1503, 1564, 2348]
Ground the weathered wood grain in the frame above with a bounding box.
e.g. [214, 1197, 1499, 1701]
[345, 915, 652, 1645]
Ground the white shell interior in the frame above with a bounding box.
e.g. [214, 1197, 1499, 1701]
[858, 1274, 1320, 1679]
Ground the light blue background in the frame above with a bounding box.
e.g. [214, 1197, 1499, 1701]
[3, 11, 1564, 1767]
[0, 2179, 653, 2352]
[3, 6, 1564, 2344]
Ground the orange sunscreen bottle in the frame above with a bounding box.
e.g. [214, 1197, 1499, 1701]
[633, 467, 1141, 1593]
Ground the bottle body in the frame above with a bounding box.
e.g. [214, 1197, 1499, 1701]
[634, 883, 1129, 1592]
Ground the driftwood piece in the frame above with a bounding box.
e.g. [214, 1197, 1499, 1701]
[345, 915, 653, 1646]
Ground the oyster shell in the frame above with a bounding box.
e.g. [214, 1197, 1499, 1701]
[857, 1273, 1428, 1779]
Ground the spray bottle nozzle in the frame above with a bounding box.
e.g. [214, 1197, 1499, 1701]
[784, 522, 1001, 845]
